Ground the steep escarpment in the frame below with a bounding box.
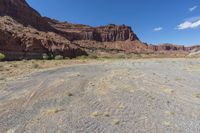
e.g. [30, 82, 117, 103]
[0, 16, 86, 60]
[0, 0, 143, 60]
[45, 18, 139, 42]
[45, 18, 148, 54]
[0, 0, 54, 31]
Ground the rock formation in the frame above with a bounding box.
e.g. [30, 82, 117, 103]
[45, 18, 139, 42]
[0, 0, 199, 60]
[0, 0, 54, 31]
[0, 16, 86, 60]
[187, 45, 200, 57]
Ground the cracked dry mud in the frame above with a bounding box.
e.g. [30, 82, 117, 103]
[0, 59, 200, 133]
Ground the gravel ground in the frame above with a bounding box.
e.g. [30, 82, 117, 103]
[0, 58, 200, 133]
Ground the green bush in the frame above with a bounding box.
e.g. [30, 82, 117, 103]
[75, 54, 98, 60]
[75, 55, 88, 60]
[42, 53, 49, 60]
[0, 53, 5, 61]
[65, 57, 70, 60]
[88, 54, 98, 59]
[116, 55, 126, 59]
[54, 55, 64, 60]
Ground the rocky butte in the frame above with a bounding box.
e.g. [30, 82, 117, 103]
[0, 0, 199, 60]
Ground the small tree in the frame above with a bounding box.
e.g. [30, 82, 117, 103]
[0, 53, 5, 61]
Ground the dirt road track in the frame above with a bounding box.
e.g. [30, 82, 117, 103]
[0, 59, 200, 133]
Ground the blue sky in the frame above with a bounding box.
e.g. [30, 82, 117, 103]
[27, 0, 200, 46]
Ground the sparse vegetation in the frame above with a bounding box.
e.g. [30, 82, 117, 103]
[112, 119, 120, 125]
[0, 65, 4, 71]
[163, 88, 174, 94]
[88, 54, 98, 59]
[103, 112, 110, 117]
[162, 121, 171, 126]
[66, 92, 73, 96]
[0, 53, 5, 61]
[118, 103, 126, 109]
[65, 57, 70, 60]
[41, 108, 64, 116]
[0, 77, 5, 81]
[32, 63, 39, 69]
[10, 64, 18, 68]
[75, 54, 99, 60]
[91, 111, 99, 117]
[0, 59, 92, 82]
[165, 111, 175, 115]
[54, 55, 64, 60]
[1, 59, 200, 132]
[42, 53, 49, 60]
[193, 93, 200, 98]
[76, 55, 88, 60]
[175, 77, 184, 81]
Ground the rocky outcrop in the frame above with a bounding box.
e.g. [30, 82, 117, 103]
[157, 44, 186, 51]
[46, 18, 139, 42]
[147, 44, 186, 51]
[0, 16, 86, 60]
[186, 45, 200, 57]
[0, 0, 54, 31]
[0, 0, 143, 60]
[85, 24, 138, 42]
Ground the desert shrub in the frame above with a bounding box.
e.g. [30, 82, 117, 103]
[194, 93, 200, 98]
[116, 55, 126, 59]
[42, 53, 49, 60]
[32, 63, 39, 69]
[91, 111, 99, 117]
[11, 64, 18, 68]
[49, 53, 54, 60]
[88, 54, 98, 59]
[22, 59, 28, 63]
[100, 56, 111, 59]
[65, 57, 70, 60]
[0, 53, 5, 61]
[76, 55, 88, 60]
[54, 55, 64, 60]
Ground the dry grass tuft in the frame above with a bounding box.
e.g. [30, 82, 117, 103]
[103, 112, 110, 117]
[193, 93, 200, 98]
[175, 77, 184, 81]
[63, 91, 73, 97]
[163, 88, 174, 94]
[165, 111, 175, 116]
[41, 108, 64, 116]
[112, 119, 120, 125]
[91, 111, 99, 117]
[118, 103, 126, 109]
[162, 121, 171, 126]
[32, 63, 40, 69]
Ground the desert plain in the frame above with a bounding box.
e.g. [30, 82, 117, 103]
[0, 58, 199, 133]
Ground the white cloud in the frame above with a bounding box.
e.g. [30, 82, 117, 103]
[177, 19, 200, 30]
[154, 27, 163, 31]
[184, 16, 200, 22]
[189, 6, 198, 12]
